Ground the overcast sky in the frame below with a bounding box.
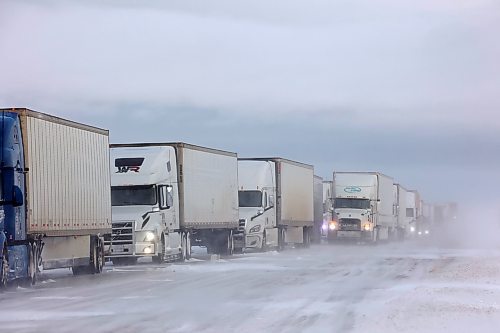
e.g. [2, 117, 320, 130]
[1, 0, 499, 205]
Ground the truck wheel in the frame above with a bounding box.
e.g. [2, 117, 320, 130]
[0, 249, 9, 289]
[94, 238, 104, 274]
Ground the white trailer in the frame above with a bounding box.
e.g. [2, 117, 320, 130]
[393, 184, 408, 239]
[1, 109, 111, 284]
[238, 158, 314, 250]
[331, 172, 395, 242]
[312, 175, 324, 243]
[107, 143, 239, 264]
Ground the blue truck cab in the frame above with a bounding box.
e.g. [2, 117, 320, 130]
[0, 111, 38, 287]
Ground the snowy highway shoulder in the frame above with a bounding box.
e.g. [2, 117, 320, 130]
[2, 243, 500, 333]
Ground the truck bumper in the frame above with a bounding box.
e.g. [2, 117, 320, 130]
[106, 242, 156, 257]
[245, 234, 263, 249]
[334, 230, 373, 240]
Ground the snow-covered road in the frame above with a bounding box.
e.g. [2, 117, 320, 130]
[1, 242, 500, 333]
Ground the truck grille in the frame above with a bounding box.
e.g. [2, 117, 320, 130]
[104, 221, 135, 246]
[339, 218, 361, 231]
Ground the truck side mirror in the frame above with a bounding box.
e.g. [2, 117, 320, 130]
[166, 186, 174, 208]
[269, 195, 275, 207]
[159, 185, 173, 209]
[12, 185, 23, 207]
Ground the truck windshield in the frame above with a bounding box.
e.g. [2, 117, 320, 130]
[334, 198, 370, 209]
[239, 190, 263, 207]
[112, 185, 157, 206]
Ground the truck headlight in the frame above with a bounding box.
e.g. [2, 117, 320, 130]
[363, 223, 371, 231]
[410, 226, 415, 233]
[145, 231, 155, 242]
[329, 222, 337, 230]
[424, 230, 429, 235]
[249, 225, 261, 233]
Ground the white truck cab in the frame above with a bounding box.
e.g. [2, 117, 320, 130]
[238, 160, 278, 250]
[238, 158, 314, 251]
[108, 146, 184, 264]
[330, 172, 394, 242]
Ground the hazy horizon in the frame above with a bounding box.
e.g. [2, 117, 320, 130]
[1, 0, 499, 206]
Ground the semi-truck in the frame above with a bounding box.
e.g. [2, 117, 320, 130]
[106, 143, 240, 264]
[0, 108, 111, 287]
[329, 172, 395, 242]
[393, 183, 408, 239]
[237, 158, 314, 251]
[312, 175, 324, 243]
[406, 190, 422, 236]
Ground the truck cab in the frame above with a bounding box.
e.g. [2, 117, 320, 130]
[106, 146, 187, 264]
[237, 160, 278, 250]
[0, 111, 35, 287]
[330, 197, 374, 241]
[331, 172, 393, 242]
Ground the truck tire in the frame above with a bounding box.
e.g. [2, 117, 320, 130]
[0, 249, 8, 289]
[94, 237, 104, 274]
